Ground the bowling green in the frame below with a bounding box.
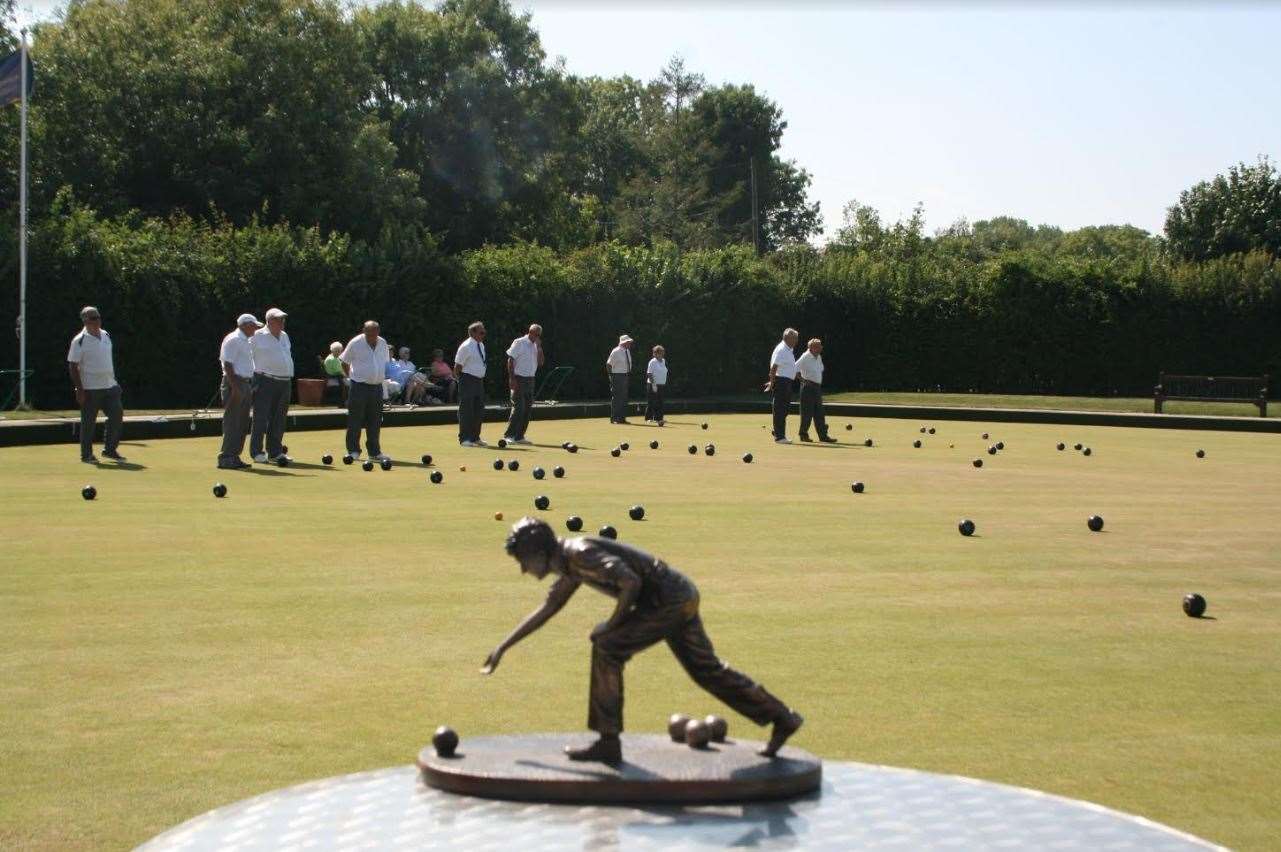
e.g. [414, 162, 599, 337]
[1, 414, 1278, 849]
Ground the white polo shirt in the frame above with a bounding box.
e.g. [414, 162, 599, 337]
[251, 328, 294, 378]
[770, 340, 798, 380]
[647, 358, 667, 386]
[455, 336, 487, 378]
[505, 335, 539, 378]
[796, 351, 824, 384]
[606, 345, 632, 374]
[66, 328, 118, 390]
[341, 334, 391, 385]
[219, 329, 256, 379]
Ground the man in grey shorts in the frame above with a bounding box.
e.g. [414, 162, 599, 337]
[66, 305, 126, 463]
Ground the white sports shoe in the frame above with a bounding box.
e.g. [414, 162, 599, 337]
[374, 454, 391, 463]
[775, 437, 792, 444]
[473, 440, 489, 448]
[347, 453, 363, 461]
[270, 454, 293, 464]
[513, 438, 533, 445]
[459, 441, 476, 448]
[253, 453, 269, 463]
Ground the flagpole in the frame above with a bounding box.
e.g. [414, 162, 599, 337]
[18, 28, 28, 409]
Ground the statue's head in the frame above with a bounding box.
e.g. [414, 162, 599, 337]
[505, 517, 558, 579]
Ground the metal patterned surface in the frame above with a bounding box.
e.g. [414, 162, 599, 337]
[417, 733, 821, 803]
[138, 760, 1222, 851]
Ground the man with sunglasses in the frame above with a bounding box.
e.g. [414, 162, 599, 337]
[454, 321, 489, 447]
[66, 306, 126, 463]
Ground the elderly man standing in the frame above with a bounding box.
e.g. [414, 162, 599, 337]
[504, 324, 543, 445]
[454, 321, 488, 447]
[606, 334, 634, 424]
[340, 320, 392, 462]
[217, 313, 261, 470]
[795, 338, 837, 443]
[764, 328, 799, 444]
[250, 307, 294, 464]
[66, 306, 126, 463]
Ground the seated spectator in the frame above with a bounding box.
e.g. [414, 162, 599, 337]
[322, 341, 347, 406]
[428, 348, 457, 402]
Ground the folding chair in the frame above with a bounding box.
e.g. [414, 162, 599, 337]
[533, 366, 573, 406]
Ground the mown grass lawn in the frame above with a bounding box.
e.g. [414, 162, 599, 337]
[2, 414, 1278, 849]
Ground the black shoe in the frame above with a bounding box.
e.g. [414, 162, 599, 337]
[819, 436, 838, 444]
[759, 711, 804, 757]
[81, 455, 99, 464]
[217, 459, 251, 470]
[798, 434, 813, 443]
[565, 736, 622, 764]
[102, 450, 128, 461]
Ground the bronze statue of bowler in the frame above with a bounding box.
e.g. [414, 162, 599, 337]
[417, 733, 821, 804]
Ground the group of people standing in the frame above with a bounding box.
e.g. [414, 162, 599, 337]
[67, 308, 832, 465]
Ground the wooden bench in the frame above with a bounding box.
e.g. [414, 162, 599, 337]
[1154, 372, 1269, 416]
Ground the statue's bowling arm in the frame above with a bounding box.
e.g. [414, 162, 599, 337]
[482, 576, 580, 673]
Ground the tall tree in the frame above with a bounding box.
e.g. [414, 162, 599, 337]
[1164, 157, 1280, 262]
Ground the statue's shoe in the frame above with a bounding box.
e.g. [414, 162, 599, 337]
[565, 737, 622, 764]
[759, 711, 804, 757]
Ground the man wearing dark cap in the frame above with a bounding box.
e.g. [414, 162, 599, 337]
[482, 517, 805, 764]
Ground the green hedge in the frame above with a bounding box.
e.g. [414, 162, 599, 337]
[2, 200, 1278, 409]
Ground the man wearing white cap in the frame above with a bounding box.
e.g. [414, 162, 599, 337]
[503, 323, 543, 444]
[66, 305, 126, 463]
[340, 320, 392, 462]
[454, 320, 488, 447]
[606, 334, 634, 424]
[250, 307, 294, 464]
[217, 313, 261, 469]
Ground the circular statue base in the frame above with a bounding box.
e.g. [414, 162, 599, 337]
[417, 733, 820, 804]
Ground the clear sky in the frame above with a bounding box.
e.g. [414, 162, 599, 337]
[12, 1, 1280, 239]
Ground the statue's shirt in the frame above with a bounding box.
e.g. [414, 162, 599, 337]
[560, 537, 697, 609]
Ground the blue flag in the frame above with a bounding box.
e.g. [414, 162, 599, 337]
[0, 50, 34, 108]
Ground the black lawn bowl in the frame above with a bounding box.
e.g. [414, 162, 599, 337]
[995, 441, 1005, 450]
[701, 423, 709, 430]
[493, 459, 505, 471]
[704, 715, 728, 742]
[1087, 515, 1104, 532]
[213, 483, 227, 498]
[497, 439, 508, 449]
[322, 454, 334, 465]
[567, 444, 578, 453]
[1057, 443, 1065, 451]
[277, 456, 291, 468]
[421, 454, 433, 466]
[958, 519, 976, 537]
[598, 525, 618, 539]
[81, 485, 97, 500]
[380, 458, 392, 471]
[1196, 449, 1205, 459]
[628, 505, 645, 521]
[668, 713, 691, 742]
[1082, 447, 1092, 456]
[851, 481, 865, 494]
[552, 466, 565, 478]
[610, 447, 622, 458]
[742, 453, 753, 464]
[913, 440, 922, 448]
[688, 445, 698, 455]
[650, 440, 659, 450]
[343, 454, 355, 465]
[362, 460, 375, 472]
[920, 427, 927, 434]
[620, 442, 630, 451]
[1183, 593, 1207, 618]
[432, 726, 459, 758]
[1074, 443, 1083, 451]
[928, 427, 936, 434]
[508, 460, 520, 472]
[987, 446, 997, 455]
[565, 516, 584, 532]
[704, 444, 715, 457]
[982, 432, 989, 440]
[973, 458, 983, 468]
[532, 467, 546, 480]
[864, 438, 873, 447]
[845, 423, 853, 431]
[534, 495, 551, 511]
[430, 471, 444, 484]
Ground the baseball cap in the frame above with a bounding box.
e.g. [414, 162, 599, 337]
[237, 313, 263, 327]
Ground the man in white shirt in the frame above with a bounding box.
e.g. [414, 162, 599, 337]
[340, 320, 393, 462]
[606, 334, 634, 424]
[454, 321, 489, 447]
[218, 313, 262, 469]
[250, 307, 294, 464]
[503, 323, 543, 444]
[644, 344, 668, 426]
[764, 328, 799, 444]
[66, 305, 126, 463]
[795, 338, 837, 443]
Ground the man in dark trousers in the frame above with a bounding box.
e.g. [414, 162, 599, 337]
[795, 337, 838, 443]
[66, 306, 126, 464]
[482, 517, 805, 764]
[454, 321, 488, 447]
[605, 334, 634, 424]
[764, 328, 799, 444]
[339, 320, 392, 462]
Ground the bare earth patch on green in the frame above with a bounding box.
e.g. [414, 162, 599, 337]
[1, 415, 1278, 848]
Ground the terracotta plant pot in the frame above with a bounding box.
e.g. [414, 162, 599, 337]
[296, 378, 327, 406]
